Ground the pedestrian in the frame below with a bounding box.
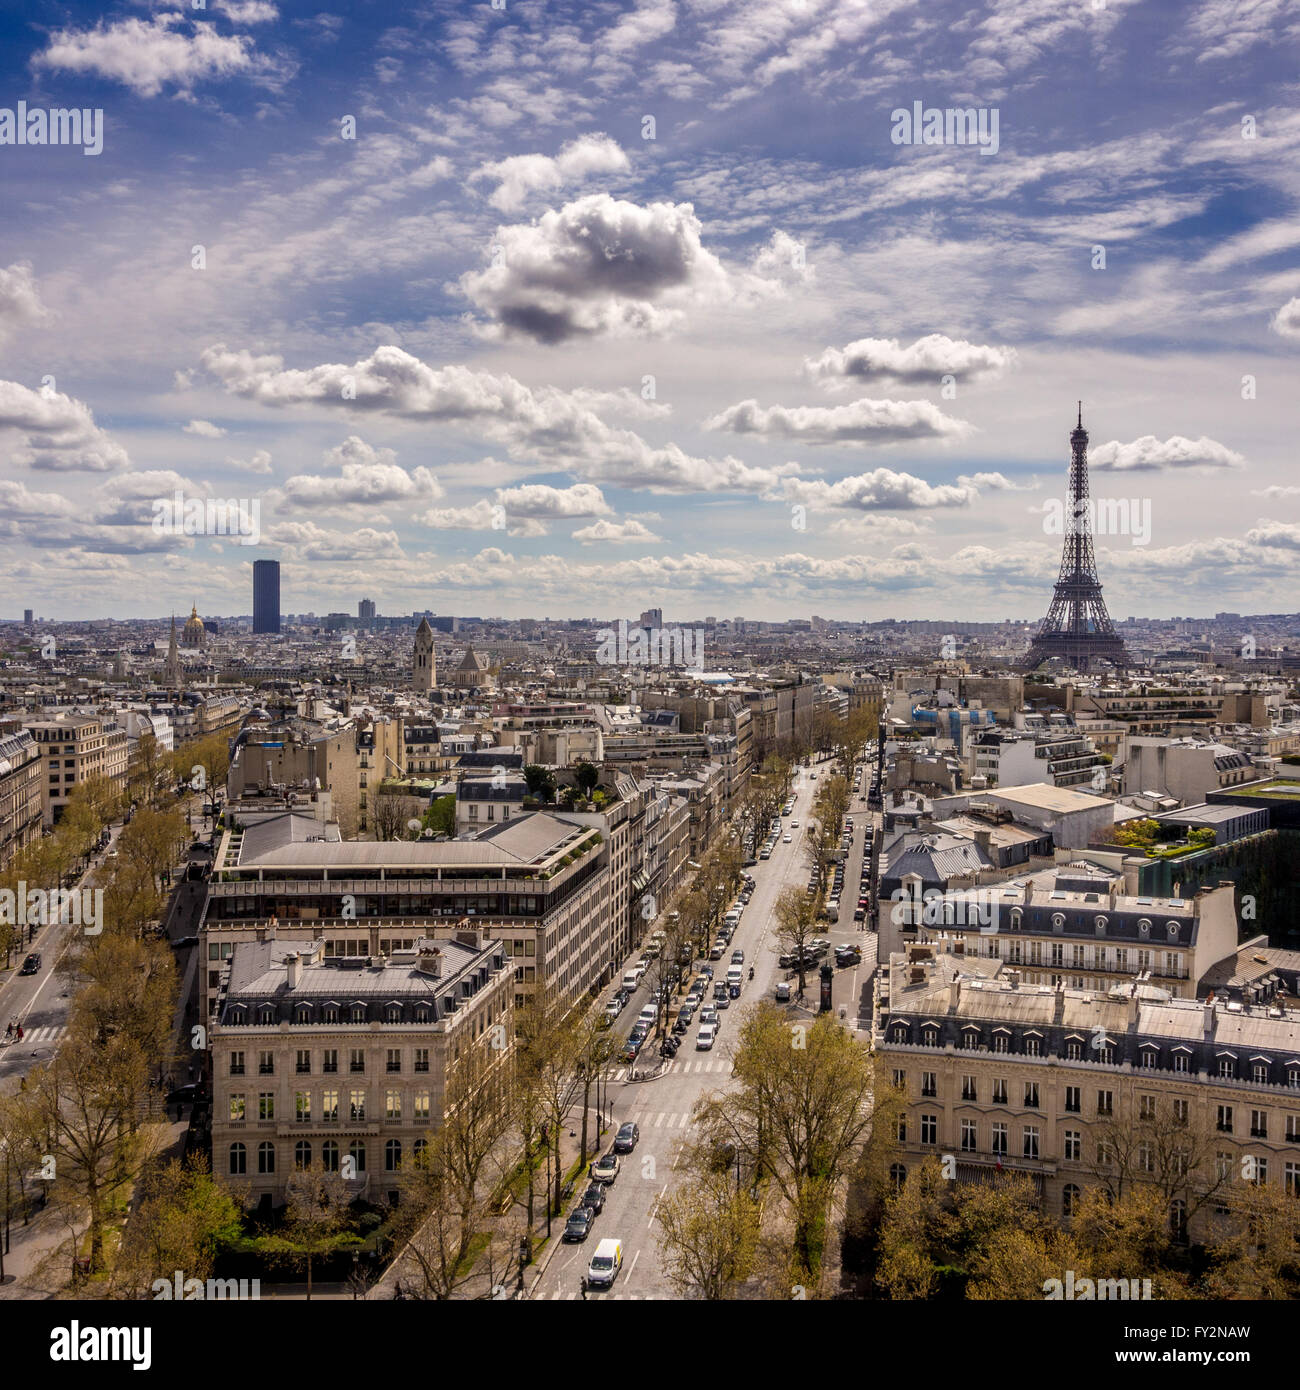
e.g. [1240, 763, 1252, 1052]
[16, 1024, 23, 1041]
[580, 1277, 588, 1301]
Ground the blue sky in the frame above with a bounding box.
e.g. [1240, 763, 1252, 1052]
[1, 0, 1298, 622]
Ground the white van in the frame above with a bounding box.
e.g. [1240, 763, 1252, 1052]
[587, 1238, 623, 1289]
[621, 970, 641, 992]
[725, 966, 743, 987]
[775, 981, 792, 1002]
[696, 1024, 716, 1050]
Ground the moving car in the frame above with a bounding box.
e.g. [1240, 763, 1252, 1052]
[564, 1206, 595, 1242]
[783, 833, 792, 843]
[696, 1024, 717, 1050]
[19, 952, 41, 976]
[587, 1238, 623, 1289]
[731, 949, 745, 964]
[589, 1152, 621, 1183]
[613, 1122, 640, 1154]
[699, 1005, 719, 1027]
[775, 981, 792, 1002]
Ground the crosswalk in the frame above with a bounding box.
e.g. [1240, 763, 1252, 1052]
[8, 1024, 65, 1047]
[637, 1111, 692, 1129]
[545, 1289, 655, 1300]
[610, 1056, 730, 1083]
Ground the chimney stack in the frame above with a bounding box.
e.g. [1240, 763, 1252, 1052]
[1203, 997, 1216, 1037]
[285, 952, 302, 989]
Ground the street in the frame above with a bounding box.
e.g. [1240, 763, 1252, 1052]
[529, 754, 879, 1300]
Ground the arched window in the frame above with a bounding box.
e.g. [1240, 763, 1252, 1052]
[1062, 1183, 1080, 1217]
[889, 1163, 907, 1191]
[1138, 919, 1151, 937]
[229, 1143, 247, 1176]
[294, 1141, 312, 1170]
[1094, 915, 1108, 935]
[349, 1140, 367, 1173]
[1009, 909, 1022, 929]
[321, 1140, 340, 1172]
[1166, 922, 1180, 940]
[1051, 913, 1065, 930]
[385, 1139, 403, 1172]
[412, 1138, 428, 1163]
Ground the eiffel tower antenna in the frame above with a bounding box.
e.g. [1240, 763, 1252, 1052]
[1020, 406, 1131, 675]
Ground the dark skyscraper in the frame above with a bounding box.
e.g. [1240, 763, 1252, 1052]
[253, 560, 281, 634]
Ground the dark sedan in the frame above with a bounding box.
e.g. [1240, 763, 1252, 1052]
[563, 1206, 595, 1243]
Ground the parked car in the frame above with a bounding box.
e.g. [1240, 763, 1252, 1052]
[614, 1122, 640, 1154]
[564, 1206, 595, 1242]
[853, 907, 866, 922]
[581, 1183, 607, 1216]
[673, 1009, 694, 1035]
[589, 1152, 621, 1183]
[170, 935, 198, 950]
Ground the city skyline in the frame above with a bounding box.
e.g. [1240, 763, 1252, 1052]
[1, 2, 1297, 622]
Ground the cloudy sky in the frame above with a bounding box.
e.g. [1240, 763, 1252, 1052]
[2, 0, 1298, 622]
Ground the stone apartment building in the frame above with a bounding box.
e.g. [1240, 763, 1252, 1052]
[209, 925, 512, 1208]
[0, 725, 44, 866]
[1122, 736, 1261, 807]
[886, 862, 1240, 1001]
[877, 943, 1300, 1243]
[24, 713, 126, 826]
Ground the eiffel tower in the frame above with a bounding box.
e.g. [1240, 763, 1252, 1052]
[1021, 405, 1131, 674]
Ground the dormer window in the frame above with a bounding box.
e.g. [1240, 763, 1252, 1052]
[1166, 922, 1179, 940]
[1051, 913, 1065, 931]
[1094, 915, 1107, 935]
[294, 1003, 313, 1024]
[385, 1004, 402, 1023]
[351, 1004, 366, 1023]
[1138, 919, 1151, 938]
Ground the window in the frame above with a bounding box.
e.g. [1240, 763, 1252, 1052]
[295, 1049, 311, 1074]
[1097, 1139, 1113, 1166]
[921, 1027, 939, 1048]
[1065, 1130, 1081, 1161]
[229, 1094, 246, 1123]
[1062, 1183, 1080, 1217]
[386, 1049, 402, 1074]
[258, 1142, 275, 1175]
[350, 1090, 366, 1122]
[350, 1004, 366, 1024]
[961, 1075, 977, 1102]
[889, 1163, 907, 1191]
[896, 1115, 907, 1143]
[961, 1119, 977, 1152]
[1173, 1052, 1189, 1073]
[415, 1091, 430, 1122]
[1050, 942, 1063, 967]
[229, 1143, 246, 1175]
[1289, 1068, 1300, 1091]
[1024, 1037, 1041, 1057]
[1065, 1085, 1081, 1114]
[258, 1051, 274, 1076]
[921, 1071, 937, 1098]
[1169, 1199, 1188, 1243]
[294, 1141, 312, 1170]
[323, 1006, 339, 1025]
[295, 1092, 311, 1124]
[1253, 1062, 1268, 1085]
[1139, 1094, 1156, 1121]
[229, 1051, 245, 1076]
[1217, 1105, 1233, 1134]
[258, 1005, 275, 1026]
[892, 1068, 906, 1092]
[386, 1003, 402, 1023]
[993, 1033, 1008, 1054]
[323, 1049, 338, 1074]
[385, 1139, 403, 1172]
[1172, 1098, 1189, 1125]
[1066, 1040, 1082, 1061]
[386, 1090, 402, 1121]
[1097, 1090, 1113, 1117]
[350, 1049, 365, 1074]
[1287, 1162, 1300, 1198]
[1216, 1151, 1233, 1182]
[258, 1093, 275, 1121]
[1288, 1115, 1300, 1143]
[414, 1048, 430, 1074]
[991, 1122, 1007, 1156]
[1023, 1126, 1039, 1159]
[349, 1140, 367, 1173]
[1024, 1082, 1039, 1109]
[1251, 1109, 1268, 1139]
[1252, 1157, 1269, 1186]
[1138, 1143, 1154, 1173]
[322, 1089, 339, 1122]
[1218, 1058, 1235, 1079]
[1140, 1050, 1157, 1070]
[992, 1079, 1008, 1105]
[321, 1140, 340, 1172]
[920, 1114, 937, 1146]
